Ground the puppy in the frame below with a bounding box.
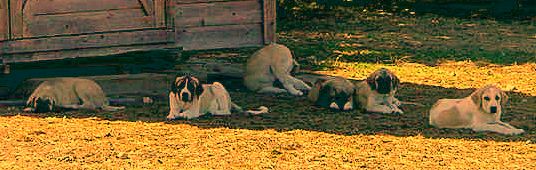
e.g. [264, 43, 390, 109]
[23, 78, 124, 113]
[354, 68, 403, 114]
[244, 43, 311, 96]
[308, 77, 356, 111]
[429, 85, 524, 135]
[167, 75, 268, 119]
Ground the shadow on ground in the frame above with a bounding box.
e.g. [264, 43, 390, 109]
[1, 78, 534, 143]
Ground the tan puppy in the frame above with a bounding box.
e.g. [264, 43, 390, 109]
[244, 43, 311, 96]
[308, 77, 356, 111]
[429, 85, 524, 135]
[167, 75, 268, 119]
[354, 68, 403, 114]
[23, 78, 124, 113]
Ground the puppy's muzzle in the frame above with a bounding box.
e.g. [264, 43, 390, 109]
[180, 92, 191, 102]
[490, 106, 497, 114]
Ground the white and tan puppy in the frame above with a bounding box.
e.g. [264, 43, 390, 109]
[354, 68, 403, 114]
[244, 43, 311, 96]
[167, 75, 268, 119]
[429, 85, 524, 135]
[23, 78, 124, 113]
[308, 77, 356, 111]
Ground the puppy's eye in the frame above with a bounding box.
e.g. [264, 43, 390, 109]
[495, 96, 500, 100]
[483, 96, 490, 101]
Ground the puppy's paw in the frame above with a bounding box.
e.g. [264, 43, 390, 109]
[511, 129, 525, 135]
[288, 89, 303, 96]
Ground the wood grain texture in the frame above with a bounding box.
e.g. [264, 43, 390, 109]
[173, 0, 261, 28]
[10, 0, 24, 38]
[176, 24, 263, 51]
[29, 0, 142, 15]
[0, 0, 8, 41]
[4, 29, 173, 55]
[2, 43, 178, 64]
[24, 9, 154, 37]
[263, 0, 277, 44]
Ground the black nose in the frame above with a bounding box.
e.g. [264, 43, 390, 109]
[490, 106, 497, 113]
[181, 93, 190, 102]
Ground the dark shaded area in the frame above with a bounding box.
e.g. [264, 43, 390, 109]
[278, 0, 536, 20]
[0, 50, 177, 99]
[2, 78, 534, 143]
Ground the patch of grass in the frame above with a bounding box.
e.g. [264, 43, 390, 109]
[279, 11, 536, 67]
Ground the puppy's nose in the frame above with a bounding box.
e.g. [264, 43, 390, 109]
[490, 106, 497, 113]
[181, 93, 190, 102]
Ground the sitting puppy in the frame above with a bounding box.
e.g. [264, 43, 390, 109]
[23, 78, 124, 113]
[429, 85, 524, 135]
[167, 75, 269, 119]
[354, 68, 403, 114]
[244, 43, 311, 96]
[308, 77, 356, 111]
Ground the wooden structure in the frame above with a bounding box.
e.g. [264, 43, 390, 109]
[0, 0, 276, 68]
[0, 0, 276, 98]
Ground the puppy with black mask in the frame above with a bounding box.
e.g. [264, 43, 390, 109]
[167, 75, 268, 119]
[354, 68, 403, 114]
[308, 77, 356, 111]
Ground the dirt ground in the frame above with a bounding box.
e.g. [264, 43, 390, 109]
[1, 5, 536, 170]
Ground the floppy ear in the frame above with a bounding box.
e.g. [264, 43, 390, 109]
[500, 90, 509, 108]
[391, 75, 400, 90]
[308, 79, 327, 102]
[194, 81, 204, 98]
[171, 77, 180, 93]
[470, 88, 484, 106]
[366, 74, 377, 91]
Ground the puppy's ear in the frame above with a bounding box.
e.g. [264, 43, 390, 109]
[308, 79, 327, 102]
[194, 81, 204, 98]
[366, 74, 377, 91]
[391, 75, 400, 90]
[470, 87, 484, 106]
[500, 90, 509, 109]
[171, 77, 180, 93]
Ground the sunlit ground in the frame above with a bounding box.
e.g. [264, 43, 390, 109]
[316, 61, 536, 96]
[0, 116, 534, 169]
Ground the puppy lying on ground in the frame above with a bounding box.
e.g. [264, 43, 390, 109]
[167, 75, 268, 119]
[308, 77, 356, 111]
[23, 78, 124, 113]
[429, 85, 524, 135]
[244, 43, 311, 96]
[354, 68, 403, 114]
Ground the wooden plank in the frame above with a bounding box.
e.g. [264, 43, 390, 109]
[2, 43, 179, 64]
[0, 0, 7, 41]
[4, 29, 174, 55]
[176, 24, 263, 51]
[24, 9, 154, 37]
[10, 0, 24, 38]
[155, 0, 167, 27]
[138, 0, 154, 16]
[174, 0, 261, 28]
[175, 0, 241, 4]
[28, 0, 143, 15]
[263, 0, 277, 44]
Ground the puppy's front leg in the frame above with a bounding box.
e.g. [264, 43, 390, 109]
[366, 104, 396, 114]
[472, 123, 524, 135]
[496, 121, 525, 134]
[290, 77, 311, 91]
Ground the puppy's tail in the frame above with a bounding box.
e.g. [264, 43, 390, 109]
[102, 105, 126, 112]
[231, 102, 269, 115]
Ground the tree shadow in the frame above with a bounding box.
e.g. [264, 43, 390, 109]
[1, 78, 533, 143]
